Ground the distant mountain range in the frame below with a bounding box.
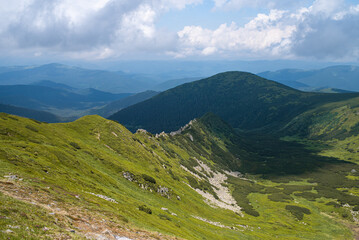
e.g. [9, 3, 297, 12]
[0, 103, 64, 122]
[0, 63, 155, 93]
[89, 90, 159, 117]
[1, 63, 358, 93]
[110, 71, 359, 133]
[258, 65, 359, 91]
[0, 83, 131, 117]
[151, 77, 203, 91]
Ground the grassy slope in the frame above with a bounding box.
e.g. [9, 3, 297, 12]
[1, 113, 358, 239]
[281, 96, 359, 163]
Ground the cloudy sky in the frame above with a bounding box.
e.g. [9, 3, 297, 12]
[0, 0, 358, 63]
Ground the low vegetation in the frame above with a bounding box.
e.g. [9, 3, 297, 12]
[1, 112, 359, 239]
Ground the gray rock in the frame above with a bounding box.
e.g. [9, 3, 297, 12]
[123, 172, 134, 182]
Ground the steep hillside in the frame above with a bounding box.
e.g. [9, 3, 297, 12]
[1, 113, 359, 239]
[282, 96, 359, 140]
[259, 65, 359, 91]
[281, 96, 359, 170]
[0, 103, 64, 123]
[110, 71, 359, 133]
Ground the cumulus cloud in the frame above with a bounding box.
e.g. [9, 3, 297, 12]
[173, 0, 359, 60]
[0, 0, 359, 61]
[0, 0, 201, 59]
[173, 10, 296, 58]
[212, 0, 310, 11]
[292, 2, 359, 59]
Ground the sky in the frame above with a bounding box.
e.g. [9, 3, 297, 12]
[0, 0, 359, 64]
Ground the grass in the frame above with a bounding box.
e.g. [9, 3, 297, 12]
[0, 112, 359, 239]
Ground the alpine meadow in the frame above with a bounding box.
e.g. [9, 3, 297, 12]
[1, 0, 359, 239]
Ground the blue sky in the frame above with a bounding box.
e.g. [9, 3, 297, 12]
[0, 0, 359, 64]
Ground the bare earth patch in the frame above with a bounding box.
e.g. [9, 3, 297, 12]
[0, 179, 180, 240]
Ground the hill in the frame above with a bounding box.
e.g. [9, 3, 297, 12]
[258, 65, 359, 91]
[89, 90, 159, 117]
[0, 84, 131, 117]
[1, 113, 359, 239]
[109, 71, 359, 133]
[0, 63, 154, 93]
[282, 95, 359, 145]
[0, 103, 64, 122]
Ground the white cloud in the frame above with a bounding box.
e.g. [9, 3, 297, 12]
[173, 1, 359, 60]
[0, 0, 200, 59]
[212, 0, 309, 11]
[0, 0, 359, 61]
[174, 10, 296, 58]
[310, 0, 344, 15]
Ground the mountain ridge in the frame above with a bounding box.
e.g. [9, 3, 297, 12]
[258, 65, 359, 91]
[110, 71, 359, 133]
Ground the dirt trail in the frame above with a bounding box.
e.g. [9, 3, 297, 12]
[0, 179, 179, 240]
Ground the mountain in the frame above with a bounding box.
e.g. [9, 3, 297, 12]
[0, 66, 29, 74]
[0, 84, 131, 117]
[0, 103, 64, 122]
[310, 87, 355, 93]
[1, 112, 358, 239]
[31, 80, 75, 91]
[109, 71, 359, 133]
[272, 79, 308, 89]
[89, 90, 159, 117]
[0, 63, 154, 93]
[258, 65, 359, 91]
[152, 77, 203, 91]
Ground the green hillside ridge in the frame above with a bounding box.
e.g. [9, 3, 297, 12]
[281, 95, 359, 174]
[1, 113, 359, 239]
[110, 71, 359, 133]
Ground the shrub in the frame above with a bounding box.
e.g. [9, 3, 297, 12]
[243, 206, 260, 217]
[285, 205, 311, 220]
[168, 169, 180, 181]
[158, 214, 171, 221]
[268, 193, 293, 202]
[69, 142, 81, 150]
[142, 174, 156, 184]
[25, 125, 38, 132]
[326, 201, 341, 208]
[294, 192, 319, 201]
[139, 205, 152, 214]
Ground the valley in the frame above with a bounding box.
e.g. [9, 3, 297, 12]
[2, 0, 359, 239]
[1, 70, 359, 239]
